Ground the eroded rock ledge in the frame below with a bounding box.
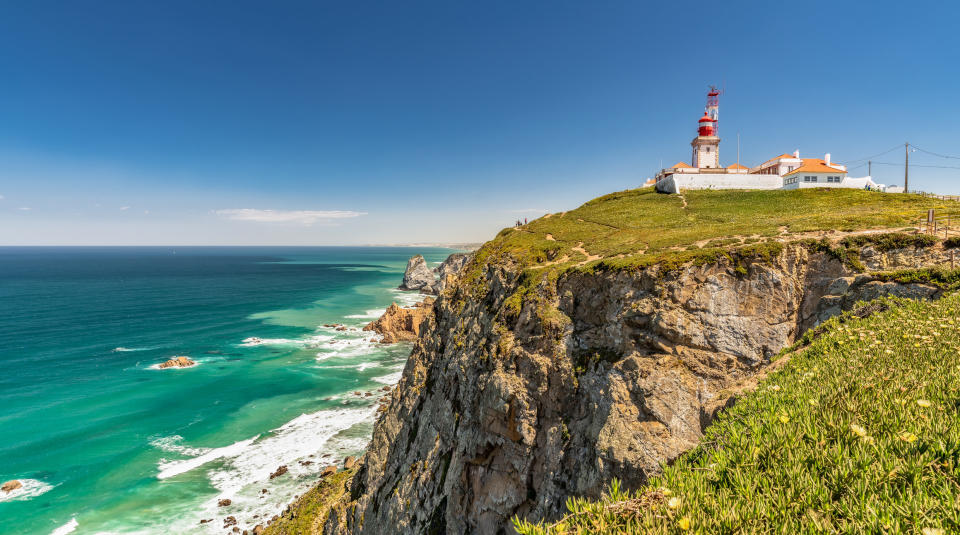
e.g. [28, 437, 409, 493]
[363, 298, 435, 344]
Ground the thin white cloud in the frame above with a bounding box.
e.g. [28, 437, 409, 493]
[0, 194, 4, 200]
[120, 206, 130, 211]
[18, 207, 30, 211]
[215, 208, 366, 226]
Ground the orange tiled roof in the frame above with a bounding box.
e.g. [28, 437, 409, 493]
[760, 153, 799, 166]
[672, 161, 692, 169]
[726, 163, 748, 170]
[783, 158, 847, 176]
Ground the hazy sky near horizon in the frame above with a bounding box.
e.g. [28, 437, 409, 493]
[1, 1, 959, 245]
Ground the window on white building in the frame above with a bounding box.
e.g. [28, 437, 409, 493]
[827, 176, 841, 183]
[804, 176, 817, 182]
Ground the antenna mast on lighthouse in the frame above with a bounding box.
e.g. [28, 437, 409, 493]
[706, 85, 720, 136]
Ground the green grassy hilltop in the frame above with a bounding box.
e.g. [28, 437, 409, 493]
[483, 188, 959, 271]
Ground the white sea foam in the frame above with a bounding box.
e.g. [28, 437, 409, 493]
[161, 404, 379, 532]
[344, 308, 386, 319]
[157, 437, 259, 480]
[149, 435, 211, 457]
[372, 371, 403, 385]
[50, 518, 78, 535]
[313, 329, 390, 362]
[0, 479, 54, 502]
[388, 289, 428, 307]
[238, 335, 332, 348]
[113, 347, 152, 352]
[205, 405, 376, 496]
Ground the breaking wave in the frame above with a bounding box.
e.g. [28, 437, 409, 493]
[0, 479, 54, 502]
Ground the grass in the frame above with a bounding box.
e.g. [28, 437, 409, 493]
[514, 291, 960, 534]
[487, 188, 960, 271]
[456, 189, 960, 324]
[263, 469, 354, 535]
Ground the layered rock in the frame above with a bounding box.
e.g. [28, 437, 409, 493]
[1, 480, 22, 493]
[323, 242, 946, 534]
[363, 298, 435, 343]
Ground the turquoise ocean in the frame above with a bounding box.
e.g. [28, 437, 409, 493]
[0, 246, 454, 534]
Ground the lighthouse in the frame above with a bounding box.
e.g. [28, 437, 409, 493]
[691, 87, 721, 168]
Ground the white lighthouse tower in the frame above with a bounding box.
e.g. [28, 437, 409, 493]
[691, 86, 721, 168]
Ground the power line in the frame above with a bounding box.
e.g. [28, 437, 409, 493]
[909, 144, 960, 160]
[844, 144, 903, 165]
[870, 161, 960, 170]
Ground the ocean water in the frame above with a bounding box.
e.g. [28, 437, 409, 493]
[0, 246, 454, 535]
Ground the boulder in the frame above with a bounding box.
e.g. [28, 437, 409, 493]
[321, 465, 337, 478]
[223, 516, 237, 528]
[253, 526, 265, 535]
[218, 498, 231, 507]
[398, 255, 436, 293]
[344, 456, 356, 470]
[269, 466, 288, 479]
[1, 480, 21, 493]
[157, 356, 196, 369]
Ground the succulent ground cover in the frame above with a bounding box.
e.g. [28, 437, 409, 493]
[514, 291, 960, 534]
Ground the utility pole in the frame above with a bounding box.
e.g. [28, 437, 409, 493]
[737, 132, 740, 168]
[868, 160, 872, 177]
[904, 142, 909, 193]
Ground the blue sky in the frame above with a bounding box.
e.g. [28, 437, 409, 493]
[1, 1, 958, 245]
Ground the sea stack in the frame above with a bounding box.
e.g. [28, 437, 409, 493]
[398, 255, 436, 293]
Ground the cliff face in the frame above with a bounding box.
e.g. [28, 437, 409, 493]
[325, 244, 946, 534]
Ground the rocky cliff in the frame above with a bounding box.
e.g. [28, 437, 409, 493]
[321, 239, 951, 534]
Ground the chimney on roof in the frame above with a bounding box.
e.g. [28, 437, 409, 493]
[825, 153, 831, 165]
[793, 150, 800, 158]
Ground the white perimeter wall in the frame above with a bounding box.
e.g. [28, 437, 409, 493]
[656, 173, 782, 193]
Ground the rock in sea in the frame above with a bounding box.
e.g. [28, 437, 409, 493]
[157, 356, 196, 369]
[1, 480, 22, 493]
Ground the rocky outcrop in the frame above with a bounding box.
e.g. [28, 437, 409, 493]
[363, 298, 435, 343]
[322, 242, 946, 534]
[157, 356, 196, 369]
[431, 253, 473, 294]
[399, 255, 436, 293]
[1, 480, 22, 493]
[400, 253, 474, 295]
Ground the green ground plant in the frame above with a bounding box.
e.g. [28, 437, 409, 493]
[263, 469, 355, 535]
[514, 292, 960, 534]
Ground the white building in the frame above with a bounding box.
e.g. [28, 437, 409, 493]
[654, 88, 892, 194]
